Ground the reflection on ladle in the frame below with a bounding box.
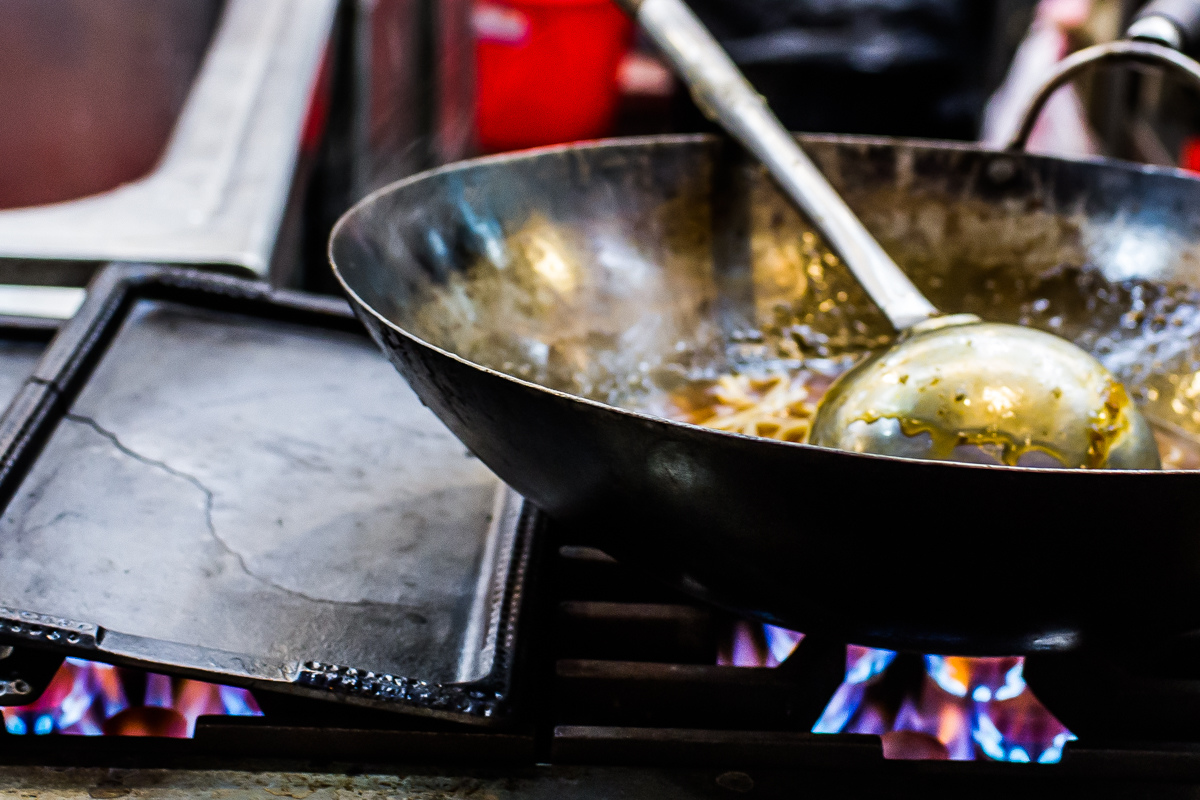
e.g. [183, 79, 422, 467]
[617, 0, 1161, 469]
[810, 320, 1158, 468]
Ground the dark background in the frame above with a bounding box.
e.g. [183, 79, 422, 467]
[675, 0, 1040, 140]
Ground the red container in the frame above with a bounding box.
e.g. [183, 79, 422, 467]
[474, 0, 634, 152]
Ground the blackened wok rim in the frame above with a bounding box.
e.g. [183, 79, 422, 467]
[328, 133, 1187, 479]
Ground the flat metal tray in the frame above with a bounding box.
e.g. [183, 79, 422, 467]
[0, 264, 535, 724]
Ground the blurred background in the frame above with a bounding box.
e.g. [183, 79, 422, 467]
[340, 0, 1200, 288]
[2, 0, 1197, 292]
[473, 0, 1200, 165]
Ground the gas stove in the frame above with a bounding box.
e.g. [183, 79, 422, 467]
[0, 269, 1193, 800]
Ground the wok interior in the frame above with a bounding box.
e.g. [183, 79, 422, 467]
[335, 136, 1200, 468]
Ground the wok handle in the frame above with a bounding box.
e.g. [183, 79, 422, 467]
[613, 0, 939, 331]
[1005, 39, 1200, 152]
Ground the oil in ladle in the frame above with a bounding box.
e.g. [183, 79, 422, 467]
[808, 319, 1159, 468]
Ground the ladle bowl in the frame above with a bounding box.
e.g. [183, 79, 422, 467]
[809, 317, 1163, 469]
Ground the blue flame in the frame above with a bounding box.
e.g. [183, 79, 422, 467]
[993, 663, 1026, 701]
[812, 648, 896, 734]
[925, 655, 968, 697]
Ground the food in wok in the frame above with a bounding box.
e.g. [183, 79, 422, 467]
[409, 200, 1200, 470]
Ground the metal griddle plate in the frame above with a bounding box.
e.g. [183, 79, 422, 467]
[0, 264, 535, 724]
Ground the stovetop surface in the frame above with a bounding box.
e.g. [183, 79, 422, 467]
[3, 760, 1200, 800]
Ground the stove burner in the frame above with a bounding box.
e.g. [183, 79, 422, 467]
[718, 622, 1072, 762]
[1, 659, 260, 737]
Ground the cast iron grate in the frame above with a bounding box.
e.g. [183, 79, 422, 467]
[534, 522, 879, 768]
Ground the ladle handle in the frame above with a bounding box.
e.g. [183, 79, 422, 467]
[616, 0, 938, 332]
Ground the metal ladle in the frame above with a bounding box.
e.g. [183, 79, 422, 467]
[616, 0, 1161, 470]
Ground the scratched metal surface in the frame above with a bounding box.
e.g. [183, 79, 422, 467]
[0, 299, 501, 685]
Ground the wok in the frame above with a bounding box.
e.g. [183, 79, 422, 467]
[331, 52, 1200, 657]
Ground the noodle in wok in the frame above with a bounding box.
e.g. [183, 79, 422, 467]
[667, 372, 826, 443]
